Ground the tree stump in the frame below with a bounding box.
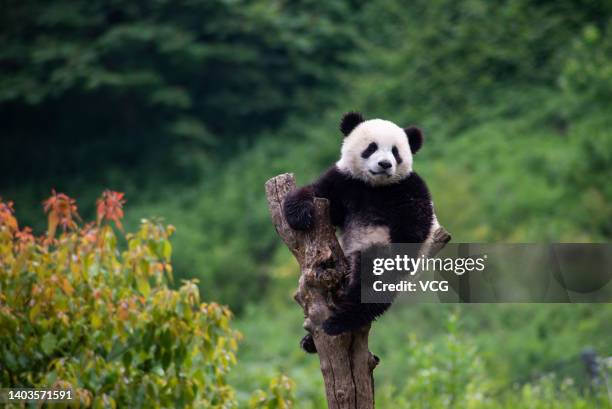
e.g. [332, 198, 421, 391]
[265, 173, 450, 409]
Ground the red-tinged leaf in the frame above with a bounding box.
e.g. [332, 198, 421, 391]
[43, 189, 80, 238]
[0, 199, 18, 232]
[96, 190, 126, 230]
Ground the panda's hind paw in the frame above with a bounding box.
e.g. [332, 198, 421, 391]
[300, 333, 317, 353]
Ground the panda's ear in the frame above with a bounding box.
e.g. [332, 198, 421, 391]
[404, 126, 424, 153]
[340, 112, 365, 136]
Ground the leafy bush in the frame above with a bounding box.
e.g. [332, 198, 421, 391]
[0, 191, 292, 408]
[375, 313, 609, 409]
[248, 374, 295, 409]
[232, 301, 612, 408]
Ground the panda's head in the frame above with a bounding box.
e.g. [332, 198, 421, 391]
[336, 112, 424, 186]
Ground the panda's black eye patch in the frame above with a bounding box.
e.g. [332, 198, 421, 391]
[361, 142, 378, 159]
[392, 146, 403, 164]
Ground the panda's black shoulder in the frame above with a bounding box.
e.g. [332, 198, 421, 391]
[312, 165, 352, 196]
[398, 171, 432, 200]
[321, 165, 348, 182]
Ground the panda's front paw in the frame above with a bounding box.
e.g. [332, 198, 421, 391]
[283, 188, 315, 231]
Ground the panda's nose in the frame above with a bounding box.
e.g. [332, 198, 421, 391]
[378, 160, 392, 169]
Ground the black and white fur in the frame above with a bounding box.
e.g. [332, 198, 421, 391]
[284, 112, 439, 353]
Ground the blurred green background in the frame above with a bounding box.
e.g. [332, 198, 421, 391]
[1, 0, 611, 407]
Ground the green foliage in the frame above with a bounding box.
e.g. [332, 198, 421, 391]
[375, 312, 609, 409]
[352, 0, 612, 130]
[234, 303, 612, 408]
[2, 1, 612, 407]
[248, 374, 295, 409]
[0, 0, 355, 122]
[0, 0, 357, 196]
[560, 21, 612, 112]
[0, 195, 293, 408]
[3, 0, 612, 308]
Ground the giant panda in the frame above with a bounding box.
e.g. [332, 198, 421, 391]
[283, 112, 441, 353]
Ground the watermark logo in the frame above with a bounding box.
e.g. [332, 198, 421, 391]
[360, 244, 612, 303]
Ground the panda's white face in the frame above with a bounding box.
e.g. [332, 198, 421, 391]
[337, 119, 413, 186]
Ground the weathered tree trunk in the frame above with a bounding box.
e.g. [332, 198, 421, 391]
[265, 173, 450, 409]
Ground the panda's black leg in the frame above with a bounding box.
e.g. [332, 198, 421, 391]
[323, 251, 392, 336]
[323, 303, 391, 335]
[283, 187, 315, 231]
[300, 333, 317, 353]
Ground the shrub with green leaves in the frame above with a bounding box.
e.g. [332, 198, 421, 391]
[0, 191, 292, 408]
[376, 313, 609, 409]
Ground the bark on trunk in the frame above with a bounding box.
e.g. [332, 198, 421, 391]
[265, 173, 451, 409]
